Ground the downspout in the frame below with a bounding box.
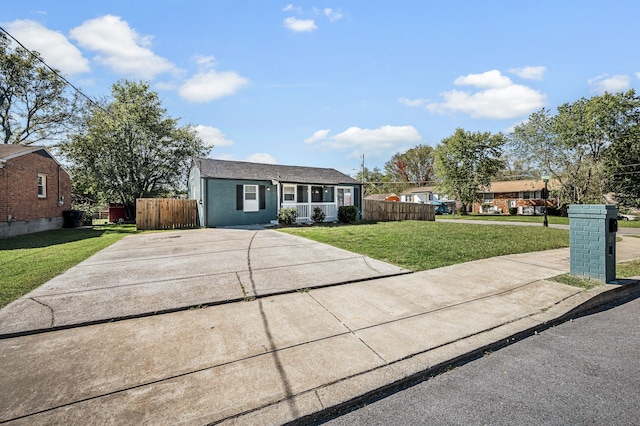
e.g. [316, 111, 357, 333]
[57, 165, 63, 207]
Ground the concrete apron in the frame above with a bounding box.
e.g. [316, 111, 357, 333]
[0, 247, 582, 425]
[0, 228, 409, 336]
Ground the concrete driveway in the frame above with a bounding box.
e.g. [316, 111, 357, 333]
[0, 228, 409, 337]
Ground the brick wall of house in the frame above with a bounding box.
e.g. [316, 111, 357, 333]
[1, 152, 71, 223]
[473, 192, 550, 214]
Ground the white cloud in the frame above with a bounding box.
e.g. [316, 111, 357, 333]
[588, 74, 631, 93]
[305, 125, 422, 159]
[69, 15, 175, 79]
[509, 66, 546, 80]
[178, 56, 249, 103]
[284, 17, 317, 32]
[304, 129, 331, 144]
[283, 4, 302, 13]
[3, 19, 89, 75]
[246, 153, 277, 164]
[425, 70, 546, 119]
[636, 72, 640, 79]
[324, 8, 344, 22]
[398, 97, 428, 107]
[454, 69, 512, 88]
[211, 152, 277, 164]
[195, 125, 234, 148]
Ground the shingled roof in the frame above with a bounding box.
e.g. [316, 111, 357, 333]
[480, 179, 560, 193]
[0, 145, 67, 171]
[193, 158, 360, 185]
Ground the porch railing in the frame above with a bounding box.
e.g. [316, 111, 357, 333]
[282, 202, 337, 222]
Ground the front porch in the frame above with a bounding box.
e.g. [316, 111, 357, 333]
[282, 202, 337, 223]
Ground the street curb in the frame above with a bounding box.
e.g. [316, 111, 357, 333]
[218, 279, 640, 426]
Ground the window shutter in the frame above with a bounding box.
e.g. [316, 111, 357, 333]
[236, 185, 243, 210]
[259, 185, 266, 210]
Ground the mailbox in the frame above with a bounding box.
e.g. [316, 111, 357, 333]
[568, 205, 618, 283]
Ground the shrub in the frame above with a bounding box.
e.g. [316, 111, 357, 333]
[338, 205, 358, 223]
[311, 207, 326, 223]
[277, 207, 298, 225]
[508, 207, 517, 215]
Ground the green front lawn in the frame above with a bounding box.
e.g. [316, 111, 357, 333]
[280, 221, 570, 271]
[439, 213, 640, 228]
[0, 225, 138, 308]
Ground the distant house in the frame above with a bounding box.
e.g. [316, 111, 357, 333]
[474, 179, 558, 215]
[400, 186, 435, 204]
[364, 193, 400, 202]
[188, 158, 362, 227]
[0, 145, 72, 237]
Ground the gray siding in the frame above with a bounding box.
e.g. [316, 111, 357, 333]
[206, 178, 278, 227]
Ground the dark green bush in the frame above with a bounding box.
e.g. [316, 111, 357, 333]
[508, 207, 517, 215]
[311, 207, 326, 223]
[338, 205, 358, 223]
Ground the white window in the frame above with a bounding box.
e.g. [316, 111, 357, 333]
[37, 174, 47, 198]
[483, 192, 494, 201]
[244, 185, 258, 212]
[338, 187, 353, 206]
[283, 185, 295, 202]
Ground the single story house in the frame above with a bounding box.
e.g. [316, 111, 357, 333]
[400, 186, 435, 203]
[0, 145, 72, 237]
[364, 193, 400, 202]
[188, 158, 362, 227]
[474, 179, 558, 214]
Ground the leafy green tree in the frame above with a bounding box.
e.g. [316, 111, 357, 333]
[61, 80, 208, 218]
[0, 32, 80, 145]
[510, 90, 640, 204]
[604, 119, 640, 208]
[434, 128, 506, 214]
[356, 166, 393, 195]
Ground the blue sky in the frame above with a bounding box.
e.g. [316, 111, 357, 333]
[3, 1, 639, 176]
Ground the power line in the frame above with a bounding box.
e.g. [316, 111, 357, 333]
[0, 25, 111, 116]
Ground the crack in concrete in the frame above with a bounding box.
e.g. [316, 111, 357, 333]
[27, 297, 55, 327]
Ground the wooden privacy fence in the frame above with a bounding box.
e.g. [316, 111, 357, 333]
[363, 199, 435, 222]
[136, 198, 198, 230]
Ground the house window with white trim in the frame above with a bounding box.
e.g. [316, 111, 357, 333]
[337, 187, 353, 206]
[38, 174, 47, 198]
[283, 185, 295, 202]
[244, 185, 258, 212]
[483, 192, 494, 202]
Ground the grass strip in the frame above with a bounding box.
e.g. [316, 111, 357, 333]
[0, 225, 138, 308]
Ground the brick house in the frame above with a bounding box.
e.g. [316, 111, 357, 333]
[473, 179, 558, 215]
[0, 145, 72, 237]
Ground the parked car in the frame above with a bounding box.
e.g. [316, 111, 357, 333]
[618, 213, 638, 221]
[434, 203, 452, 215]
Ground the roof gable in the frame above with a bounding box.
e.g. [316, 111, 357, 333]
[401, 186, 435, 195]
[193, 158, 360, 185]
[0, 144, 50, 161]
[0, 145, 70, 177]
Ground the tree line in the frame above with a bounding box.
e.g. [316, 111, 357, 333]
[2, 31, 639, 218]
[358, 90, 640, 213]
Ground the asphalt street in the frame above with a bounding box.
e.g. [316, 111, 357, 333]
[321, 295, 640, 426]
